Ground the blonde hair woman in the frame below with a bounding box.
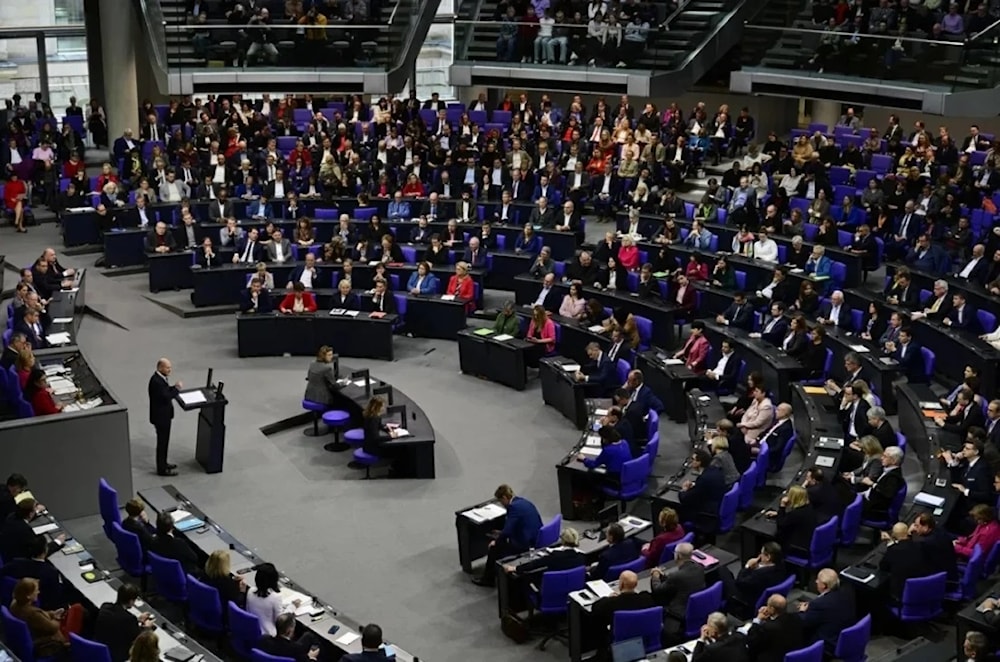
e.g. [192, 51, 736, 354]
[203, 549, 247, 607]
[129, 630, 160, 662]
[769, 485, 819, 556]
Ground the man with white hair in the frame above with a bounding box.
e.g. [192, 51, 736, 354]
[692, 611, 749, 661]
[861, 446, 905, 520]
[651, 542, 706, 623]
[911, 279, 952, 321]
[816, 290, 852, 329]
[796, 568, 855, 648]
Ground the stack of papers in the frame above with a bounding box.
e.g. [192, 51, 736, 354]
[178, 391, 206, 406]
[32, 522, 60, 535]
[440, 294, 456, 301]
[43, 364, 66, 376]
[49, 378, 78, 396]
[619, 516, 648, 532]
[494, 334, 514, 341]
[52, 317, 73, 324]
[586, 580, 614, 598]
[62, 398, 102, 412]
[579, 447, 601, 458]
[392, 429, 411, 438]
[594, 408, 609, 416]
[344, 310, 359, 317]
[335, 632, 360, 646]
[914, 492, 946, 508]
[588, 324, 605, 333]
[919, 401, 943, 410]
[584, 434, 602, 448]
[849, 344, 870, 353]
[46, 332, 71, 345]
[561, 364, 581, 372]
[329, 308, 347, 315]
[463, 503, 506, 522]
[280, 587, 315, 615]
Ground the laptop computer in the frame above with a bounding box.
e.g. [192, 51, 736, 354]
[611, 637, 646, 662]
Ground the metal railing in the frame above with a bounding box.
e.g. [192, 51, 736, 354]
[135, 0, 170, 95]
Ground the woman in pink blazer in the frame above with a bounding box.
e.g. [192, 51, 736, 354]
[954, 504, 1000, 560]
[526, 304, 557, 356]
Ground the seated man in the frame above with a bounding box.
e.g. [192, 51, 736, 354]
[144, 221, 177, 254]
[715, 292, 755, 332]
[589, 522, 640, 581]
[150, 511, 200, 575]
[574, 342, 617, 395]
[256, 613, 321, 662]
[908, 512, 958, 580]
[719, 542, 787, 619]
[240, 278, 273, 314]
[678, 449, 726, 537]
[690, 611, 749, 661]
[816, 290, 852, 330]
[861, 446, 905, 521]
[878, 522, 930, 601]
[796, 569, 855, 648]
[747, 594, 805, 662]
[651, 542, 705, 623]
[691, 339, 740, 394]
[93, 583, 155, 662]
[591, 570, 655, 631]
[941, 437, 994, 508]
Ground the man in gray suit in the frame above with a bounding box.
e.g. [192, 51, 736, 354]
[304, 346, 340, 407]
[207, 188, 234, 222]
[158, 170, 191, 203]
[266, 229, 292, 263]
[651, 542, 706, 634]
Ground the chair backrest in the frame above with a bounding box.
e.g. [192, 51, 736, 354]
[978, 309, 997, 335]
[98, 478, 121, 540]
[754, 574, 795, 612]
[738, 463, 758, 511]
[895, 431, 907, 456]
[612, 606, 664, 653]
[110, 521, 145, 577]
[958, 544, 985, 600]
[1, 605, 36, 662]
[658, 531, 695, 565]
[229, 603, 263, 659]
[645, 409, 659, 441]
[70, 633, 113, 662]
[889, 483, 907, 522]
[618, 453, 652, 499]
[251, 649, 296, 662]
[644, 434, 659, 460]
[535, 514, 562, 548]
[833, 614, 872, 662]
[605, 556, 646, 581]
[784, 640, 824, 662]
[148, 551, 188, 602]
[0, 576, 18, 610]
[719, 483, 740, 533]
[684, 581, 723, 637]
[755, 441, 770, 488]
[920, 346, 935, 379]
[983, 540, 1000, 579]
[899, 571, 946, 621]
[840, 494, 863, 547]
[634, 316, 652, 349]
[538, 566, 587, 613]
[187, 574, 223, 631]
[810, 515, 840, 565]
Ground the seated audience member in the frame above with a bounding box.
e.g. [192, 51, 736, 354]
[332, 280, 360, 310]
[839, 380, 871, 441]
[765, 486, 818, 557]
[504, 528, 585, 575]
[203, 549, 247, 609]
[129, 629, 160, 662]
[94, 583, 155, 662]
[24, 368, 62, 416]
[861, 446, 905, 520]
[801, 325, 828, 377]
[0, 534, 65, 610]
[447, 261, 476, 311]
[747, 594, 805, 662]
[144, 222, 177, 254]
[559, 282, 587, 318]
[877, 521, 932, 601]
[739, 385, 774, 446]
[473, 484, 542, 587]
[909, 512, 958, 580]
[960, 632, 994, 662]
[709, 436, 739, 487]
[592, 528, 645, 590]
[368, 279, 397, 314]
[578, 425, 631, 475]
[802, 466, 849, 522]
[690, 611, 749, 662]
[241, 278, 273, 313]
[953, 504, 1000, 561]
[574, 342, 616, 394]
[937, 387, 987, 437]
[652, 542, 706, 626]
[678, 449, 726, 535]
[842, 436, 884, 490]
[760, 302, 789, 345]
[796, 569, 855, 648]
[640, 508, 687, 568]
[246, 563, 295, 637]
[9, 578, 73, 657]
[121, 498, 156, 550]
[288, 253, 322, 290]
[150, 511, 199, 575]
[493, 300, 520, 336]
[15, 349, 35, 389]
[720, 542, 788, 619]
[715, 292, 755, 332]
[673, 321, 711, 373]
[941, 438, 994, 508]
[279, 281, 317, 314]
[256, 613, 322, 662]
[341, 623, 386, 662]
[0, 499, 63, 561]
[754, 402, 794, 459]
[591, 570, 655, 631]
[407, 261, 438, 295]
[693, 339, 740, 393]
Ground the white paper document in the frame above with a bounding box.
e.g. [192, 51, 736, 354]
[561, 364, 581, 372]
[440, 294, 456, 301]
[494, 334, 514, 341]
[585, 434, 602, 447]
[848, 344, 870, 353]
[588, 325, 605, 333]
[919, 401, 943, 410]
[586, 580, 614, 598]
[52, 317, 73, 324]
[32, 522, 60, 534]
[579, 447, 602, 458]
[178, 391, 206, 406]
[335, 632, 360, 646]
[329, 309, 346, 315]
[662, 358, 683, 365]
[392, 428, 411, 438]
[170, 510, 191, 522]
[352, 379, 367, 387]
[46, 332, 71, 345]
[478, 503, 507, 519]
[344, 310, 359, 317]
[914, 492, 945, 508]
[593, 408, 609, 416]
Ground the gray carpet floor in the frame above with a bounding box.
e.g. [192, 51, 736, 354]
[1, 197, 933, 660]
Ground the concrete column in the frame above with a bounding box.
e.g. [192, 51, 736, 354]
[99, 0, 138, 139]
[810, 100, 841, 130]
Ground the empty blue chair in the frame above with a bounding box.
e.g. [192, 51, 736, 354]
[787, 516, 839, 571]
[840, 494, 863, 547]
[529, 566, 586, 650]
[946, 544, 983, 602]
[784, 640, 824, 662]
[615, 359, 630, 384]
[0, 576, 18, 609]
[98, 478, 121, 540]
[978, 309, 997, 334]
[343, 427, 365, 446]
[613, 607, 664, 653]
[602, 453, 651, 507]
[251, 650, 295, 662]
[301, 399, 328, 436]
[646, 409, 659, 440]
[734, 270, 746, 290]
[229, 603, 263, 659]
[70, 633, 112, 662]
[658, 532, 695, 565]
[351, 447, 382, 479]
[605, 556, 646, 581]
[148, 552, 188, 604]
[890, 572, 946, 623]
[920, 347, 935, 381]
[833, 614, 872, 662]
[719, 483, 740, 533]
[321, 409, 351, 451]
[684, 581, 724, 637]
[895, 431, 907, 456]
[755, 441, 770, 488]
[535, 514, 562, 548]
[2, 605, 53, 662]
[644, 434, 659, 461]
[982, 541, 1000, 579]
[110, 522, 148, 584]
[738, 463, 758, 511]
[753, 574, 795, 611]
[187, 574, 224, 633]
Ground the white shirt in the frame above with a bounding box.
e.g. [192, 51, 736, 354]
[712, 352, 731, 378]
[601, 176, 611, 194]
[754, 238, 778, 262]
[829, 304, 841, 325]
[138, 208, 150, 228]
[299, 268, 314, 288]
[274, 242, 285, 262]
[492, 169, 503, 185]
[761, 279, 777, 299]
[273, 180, 285, 199]
[959, 258, 980, 278]
[9, 150, 21, 165]
[213, 164, 227, 183]
[534, 286, 551, 306]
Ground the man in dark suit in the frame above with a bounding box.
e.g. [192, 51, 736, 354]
[624, 369, 663, 416]
[612, 389, 647, 445]
[889, 327, 926, 384]
[139, 112, 167, 143]
[0, 332, 27, 371]
[747, 595, 804, 662]
[862, 446, 905, 520]
[0, 500, 62, 561]
[531, 273, 560, 313]
[695, 340, 741, 394]
[884, 272, 919, 309]
[943, 438, 994, 508]
[148, 358, 181, 477]
[575, 342, 617, 396]
[144, 221, 178, 255]
[826, 352, 868, 396]
[367, 280, 396, 315]
[650, 541, 705, 624]
[150, 512, 200, 575]
[816, 290, 853, 330]
[842, 406, 897, 471]
[937, 387, 986, 438]
[716, 292, 755, 332]
[240, 279, 273, 314]
[0, 534, 64, 609]
[912, 279, 954, 322]
[340, 623, 386, 662]
[956, 244, 989, 286]
[473, 484, 542, 587]
[257, 613, 321, 662]
[879, 522, 931, 599]
[14, 307, 47, 350]
[234, 228, 264, 264]
[797, 569, 855, 647]
[528, 197, 555, 228]
[589, 523, 640, 580]
[678, 449, 726, 536]
[944, 292, 977, 332]
[591, 570, 655, 630]
[840, 381, 871, 441]
[287, 253, 323, 290]
[909, 513, 958, 580]
[112, 129, 139, 163]
[721, 542, 788, 618]
[690, 612, 750, 662]
[760, 302, 789, 345]
[462, 237, 488, 268]
[803, 467, 847, 522]
[207, 190, 234, 222]
[93, 583, 154, 662]
[755, 404, 795, 462]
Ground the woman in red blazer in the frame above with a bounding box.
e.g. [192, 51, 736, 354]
[24, 369, 62, 416]
[526, 304, 557, 364]
[684, 254, 708, 281]
[617, 235, 640, 271]
[673, 274, 697, 315]
[447, 262, 476, 312]
[279, 282, 318, 314]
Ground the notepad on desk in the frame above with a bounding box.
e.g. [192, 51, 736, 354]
[52, 317, 73, 324]
[561, 364, 581, 372]
[329, 308, 346, 315]
[579, 447, 601, 458]
[392, 429, 411, 438]
[494, 334, 514, 341]
[175, 518, 205, 532]
[802, 386, 827, 395]
[32, 522, 59, 535]
[440, 294, 456, 301]
[662, 358, 683, 365]
[848, 344, 870, 353]
[344, 310, 360, 317]
[586, 580, 614, 598]
[335, 632, 360, 646]
[46, 332, 71, 345]
[473, 328, 495, 336]
[914, 491, 946, 508]
[815, 456, 836, 468]
[178, 391, 206, 406]
[919, 401, 943, 410]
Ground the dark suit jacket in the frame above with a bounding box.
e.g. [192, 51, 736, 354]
[289, 265, 324, 288]
[591, 591, 656, 630]
[733, 562, 788, 608]
[760, 316, 788, 345]
[879, 539, 931, 598]
[913, 529, 958, 579]
[0, 558, 63, 609]
[257, 635, 315, 662]
[121, 516, 155, 551]
[0, 516, 59, 561]
[13, 319, 46, 350]
[582, 355, 617, 395]
[240, 290, 273, 314]
[951, 457, 994, 507]
[947, 305, 978, 332]
[781, 331, 808, 358]
[747, 614, 805, 662]
[678, 465, 726, 528]
[893, 341, 926, 383]
[863, 467, 904, 520]
[943, 402, 986, 437]
[516, 549, 586, 575]
[331, 293, 360, 310]
[840, 399, 871, 440]
[776, 505, 819, 556]
[93, 602, 142, 662]
[591, 539, 640, 581]
[147, 373, 177, 426]
[367, 292, 396, 315]
[871, 420, 897, 450]
[799, 588, 855, 646]
[234, 238, 264, 263]
[650, 561, 706, 618]
[196, 250, 222, 269]
[817, 301, 852, 329]
[808, 481, 845, 522]
[723, 302, 755, 331]
[630, 384, 663, 416]
[149, 533, 200, 575]
[462, 247, 488, 268]
[691, 633, 750, 662]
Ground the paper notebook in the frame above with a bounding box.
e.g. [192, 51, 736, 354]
[473, 328, 494, 336]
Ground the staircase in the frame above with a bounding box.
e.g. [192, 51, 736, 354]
[739, 0, 811, 70]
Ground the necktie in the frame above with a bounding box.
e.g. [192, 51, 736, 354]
[733, 305, 741, 321]
[900, 214, 911, 238]
[472, 250, 477, 263]
[152, 124, 158, 141]
[243, 241, 252, 262]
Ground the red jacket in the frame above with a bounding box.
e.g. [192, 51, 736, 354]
[447, 275, 475, 312]
[682, 334, 711, 373]
[527, 318, 557, 354]
[279, 292, 317, 313]
[641, 526, 687, 568]
[955, 520, 1000, 560]
[673, 283, 697, 313]
[30, 389, 61, 416]
[618, 245, 640, 271]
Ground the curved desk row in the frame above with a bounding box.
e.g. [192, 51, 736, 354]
[700, 321, 804, 404]
[138, 485, 418, 661]
[237, 311, 397, 360]
[887, 262, 1000, 323]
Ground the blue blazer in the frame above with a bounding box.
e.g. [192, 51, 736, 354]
[591, 538, 640, 581]
[799, 588, 855, 647]
[248, 201, 272, 220]
[406, 271, 439, 294]
[500, 496, 543, 550]
[892, 342, 925, 383]
[683, 230, 713, 250]
[583, 354, 617, 394]
[515, 234, 542, 256]
[805, 255, 831, 278]
[905, 244, 950, 273]
[630, 384, 663, 415]
[761, 316, 789, 345]
[584, 440, 632, 473]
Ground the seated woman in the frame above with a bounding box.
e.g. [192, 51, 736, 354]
[709, 436, 739, 487]
[582, 298, 609, 327]
[24, 368, 62, 416]
[295, 218, 315, 247]
[246, 563, 297, 637]
[407, 261, 439, 295]
[249, 262, 275, 290]
[203, 549, 247, 610]
[379, 233, 404, 263]
[640, 507, 686, 568]
[525, 304, 557, 366]
[577, 426, 631, 474]
[617, 235, 640, 271]
[278, 281, 317, 314]
[15, 348, 35, 389]
[559, 282, 587, 318]
[766, 485, 819, 557]
[842, 435, 883, 491]
[9, 578, 73, 657]
[794, 281, 819, 315]
[359, 395, 406, 461]
[446, 261, 476, 312]
[801, 324, 828, 377]
[954, 504, 1000, 561]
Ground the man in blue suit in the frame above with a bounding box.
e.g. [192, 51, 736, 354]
[760, 302, 789, 345]
[677, 449, 726, 536]
[904, 234, 949, 273]
[576, 342, 617, 396]
[462, 237, 488, 268]
[889, 327, 926, 383]
[624, 369, 663, 415]
[588, 522, 640, 580]
[474, 484, 543, 587]
[387, 191, 411, 220]
[944, 292, 978, 332]
[716, 291, 755, 332]
[248, 194, 273, 222]
[887, 202, 920, 261]
[804, 245, 832, 278]
[796, 569, 855, 647]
